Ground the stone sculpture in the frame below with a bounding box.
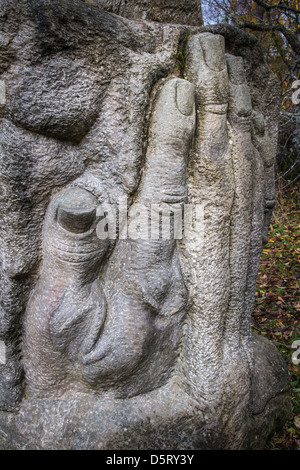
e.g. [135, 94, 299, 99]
[0, 0, 291, 449]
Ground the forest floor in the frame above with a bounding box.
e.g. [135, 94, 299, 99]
[251, 182, 300, 450]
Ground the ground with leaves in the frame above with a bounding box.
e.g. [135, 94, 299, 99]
[251, 183, 300, 450]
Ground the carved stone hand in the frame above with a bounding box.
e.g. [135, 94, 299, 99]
[0, 0, 290, 450]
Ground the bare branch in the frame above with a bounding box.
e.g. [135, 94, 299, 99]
[254, 0, 300, 15]
[237, 20, 300, 55]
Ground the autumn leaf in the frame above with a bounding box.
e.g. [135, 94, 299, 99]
[252, 183, 300, 450]
[294, 417, 300, 429]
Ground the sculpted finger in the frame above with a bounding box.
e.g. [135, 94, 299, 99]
[227, 55, 269, 346]
[180, 34, 233, 399]
[44, 186, 108, 277]
[224, 55, 257, 347]
[185, 33, 229, 159]
[23, 186, 109, 397]
[138, 78, 196, 206]
[227, 57, 275, 341]
[251, 111, 276, 245]
[227, 54, 252, 128]
[185, 33, 228, 109]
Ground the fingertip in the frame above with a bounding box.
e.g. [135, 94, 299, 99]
[226, 55, 246, 85]
[57, 206, 97, 234]
[227, 55, 252, 119]
[175, 80, 195, 116]
[198, 33, 226, 72]
[153, 78, 196, 125]
[54, 187, 98, 233]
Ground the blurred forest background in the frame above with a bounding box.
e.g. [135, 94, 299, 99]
[201, 0, 299, 450]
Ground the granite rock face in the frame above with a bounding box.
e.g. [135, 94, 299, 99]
[82, 0, 203, 26]
[0, 0, 291, 450]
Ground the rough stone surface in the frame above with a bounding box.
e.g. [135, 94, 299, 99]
[82, 0, 203, 26]
[0, 0, 291, 449]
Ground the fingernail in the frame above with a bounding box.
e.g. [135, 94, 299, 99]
[58, 206, 96, 233]
[57, 187, 97, 233]
[176, 80, 195, 116]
